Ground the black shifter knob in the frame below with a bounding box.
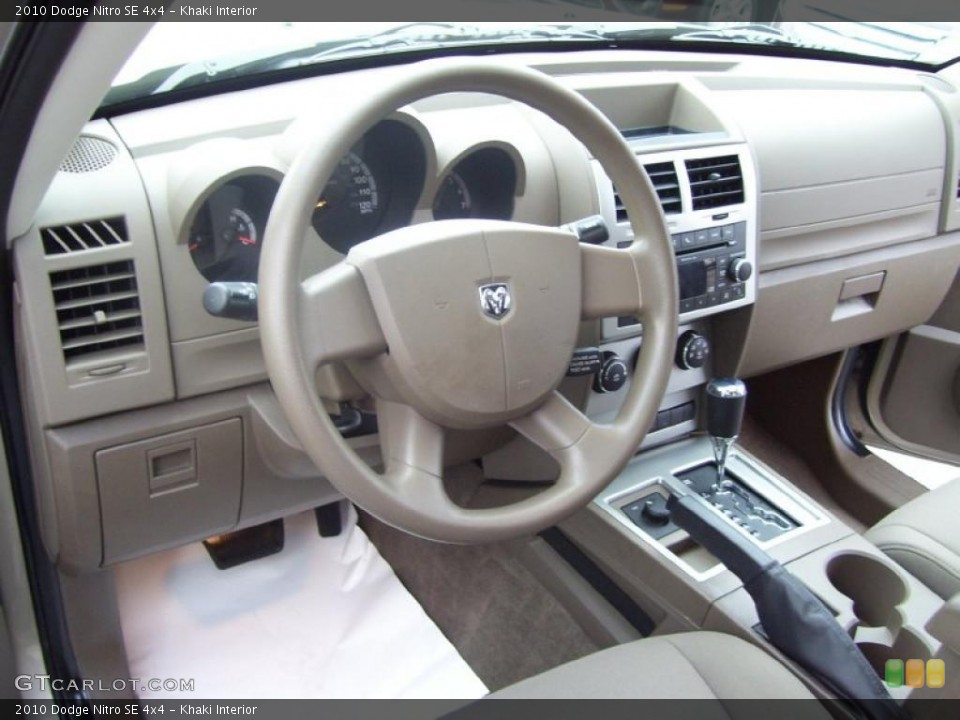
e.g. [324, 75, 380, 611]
[706, 378, 747, 484]
[706, 378, 747, 440]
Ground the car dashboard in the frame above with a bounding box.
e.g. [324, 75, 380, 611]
[12, 48, 960, 571]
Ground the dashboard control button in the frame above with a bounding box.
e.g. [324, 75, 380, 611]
[722, 224, 736, 241]
[593, 351, 628, 393]
[676, 331, 710, 370]
[728, 258, 753, 283]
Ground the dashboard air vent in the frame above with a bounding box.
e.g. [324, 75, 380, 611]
[685, 155, 745, 211]
[50, 260, 144, 362]
[59, 135, 118, 173]
[643, 162, 682, 216]
[612, 162, 682, 222]
[41, 217, 128, 256]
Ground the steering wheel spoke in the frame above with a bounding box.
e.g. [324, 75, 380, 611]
[509, 391, 593, 454]
[376, 399, 462, 513]
[299, 263, 387, 369]
[580, 242, 647, 320]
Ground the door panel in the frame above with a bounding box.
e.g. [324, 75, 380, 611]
[864, 270, 960, 465]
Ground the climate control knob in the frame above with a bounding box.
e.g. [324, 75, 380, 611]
[728, 258, 753, 283]
[593, 352, 628, 394]
[676, 331, 710, 370]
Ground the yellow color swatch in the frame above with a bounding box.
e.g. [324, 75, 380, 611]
[906, 659, 925, 688]
[926, 659, 945, 689]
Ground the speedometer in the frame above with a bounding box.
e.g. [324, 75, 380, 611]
[311, 151, 384, 254]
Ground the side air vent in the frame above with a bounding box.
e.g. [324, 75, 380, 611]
[41, 217, 128, 256]
[59, 136, 118, 174]
[612, 162, 682, 222]
[685, 155, 745, 211]
[50, 260, 144, 362]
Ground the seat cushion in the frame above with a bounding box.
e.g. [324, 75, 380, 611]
[489, 631, 820, 701]
[866, 479, 960, 599]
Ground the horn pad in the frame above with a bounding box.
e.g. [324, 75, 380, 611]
[347, 219, 582, 429]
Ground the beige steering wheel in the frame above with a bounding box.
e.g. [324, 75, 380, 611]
[259, 59, 678, 543]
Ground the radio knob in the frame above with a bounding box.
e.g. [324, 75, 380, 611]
[728, 258, 753, 283]
[676, 331, 710, 370]
[593, 352, 628, 394]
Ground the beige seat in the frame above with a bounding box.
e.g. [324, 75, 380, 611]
[866, 479, 960, 599]
[490, 631, 823, 705]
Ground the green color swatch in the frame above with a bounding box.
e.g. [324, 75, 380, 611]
[885, 659, 904, 688]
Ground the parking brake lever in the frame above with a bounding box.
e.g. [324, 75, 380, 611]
[668, 493, 905, 720]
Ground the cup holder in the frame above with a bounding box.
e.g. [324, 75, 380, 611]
[857, 629, 931, 676]
[826, 552, 908, 628]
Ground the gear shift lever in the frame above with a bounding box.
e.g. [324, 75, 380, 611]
[705, 378, 747, 485]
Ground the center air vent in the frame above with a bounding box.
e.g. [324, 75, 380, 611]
[685, 155, 745, 211]
[41, 217, 128, 256]
[50, 260, 144, 362]
[613, 161, 682, 222]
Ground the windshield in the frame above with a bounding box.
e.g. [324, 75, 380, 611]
[106, 15, 960, 110]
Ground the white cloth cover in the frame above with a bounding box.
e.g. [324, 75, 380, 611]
[115, 506, 488, 699]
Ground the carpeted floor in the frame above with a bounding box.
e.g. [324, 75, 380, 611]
[359, 509, 600, 692]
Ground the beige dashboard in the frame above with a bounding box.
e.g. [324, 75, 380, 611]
[12, 49, 960, 571]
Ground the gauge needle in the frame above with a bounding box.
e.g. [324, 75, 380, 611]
[239, 235, 255, 246]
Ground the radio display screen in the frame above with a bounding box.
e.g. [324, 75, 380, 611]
[678, 261, 707, 300]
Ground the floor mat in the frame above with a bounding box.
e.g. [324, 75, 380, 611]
[361, 511, 601, 692]
[114, 506, 488, 700]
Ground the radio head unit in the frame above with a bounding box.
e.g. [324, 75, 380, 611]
[594, 144, 758, 341]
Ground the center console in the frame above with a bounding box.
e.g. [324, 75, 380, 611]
[564, 398, 960, 707]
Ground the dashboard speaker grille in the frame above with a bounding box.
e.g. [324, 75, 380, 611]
[686, 155, 745, 211]
[59, 135, 118, 173]
[41, 217, 129, 256]
[613, 161, 682, 222]
[49, 260, 144, 361]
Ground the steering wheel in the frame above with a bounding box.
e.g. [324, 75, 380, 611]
[259, 59, 678, 543]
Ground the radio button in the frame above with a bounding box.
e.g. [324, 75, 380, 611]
[708, 227, 723, 243]
[722, 225, 736, 241]
[728, 258, 754, 283]
[694, 229, 709, 245]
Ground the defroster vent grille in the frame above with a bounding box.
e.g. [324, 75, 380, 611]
[41, 217, 128, 256]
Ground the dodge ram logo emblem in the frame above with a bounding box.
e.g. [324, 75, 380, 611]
[479, 283, 512, 320]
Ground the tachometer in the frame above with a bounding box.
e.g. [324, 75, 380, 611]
[432, 172, 472, 220]
[311, 151, 384, 254]
[188, 175, 278, 283]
